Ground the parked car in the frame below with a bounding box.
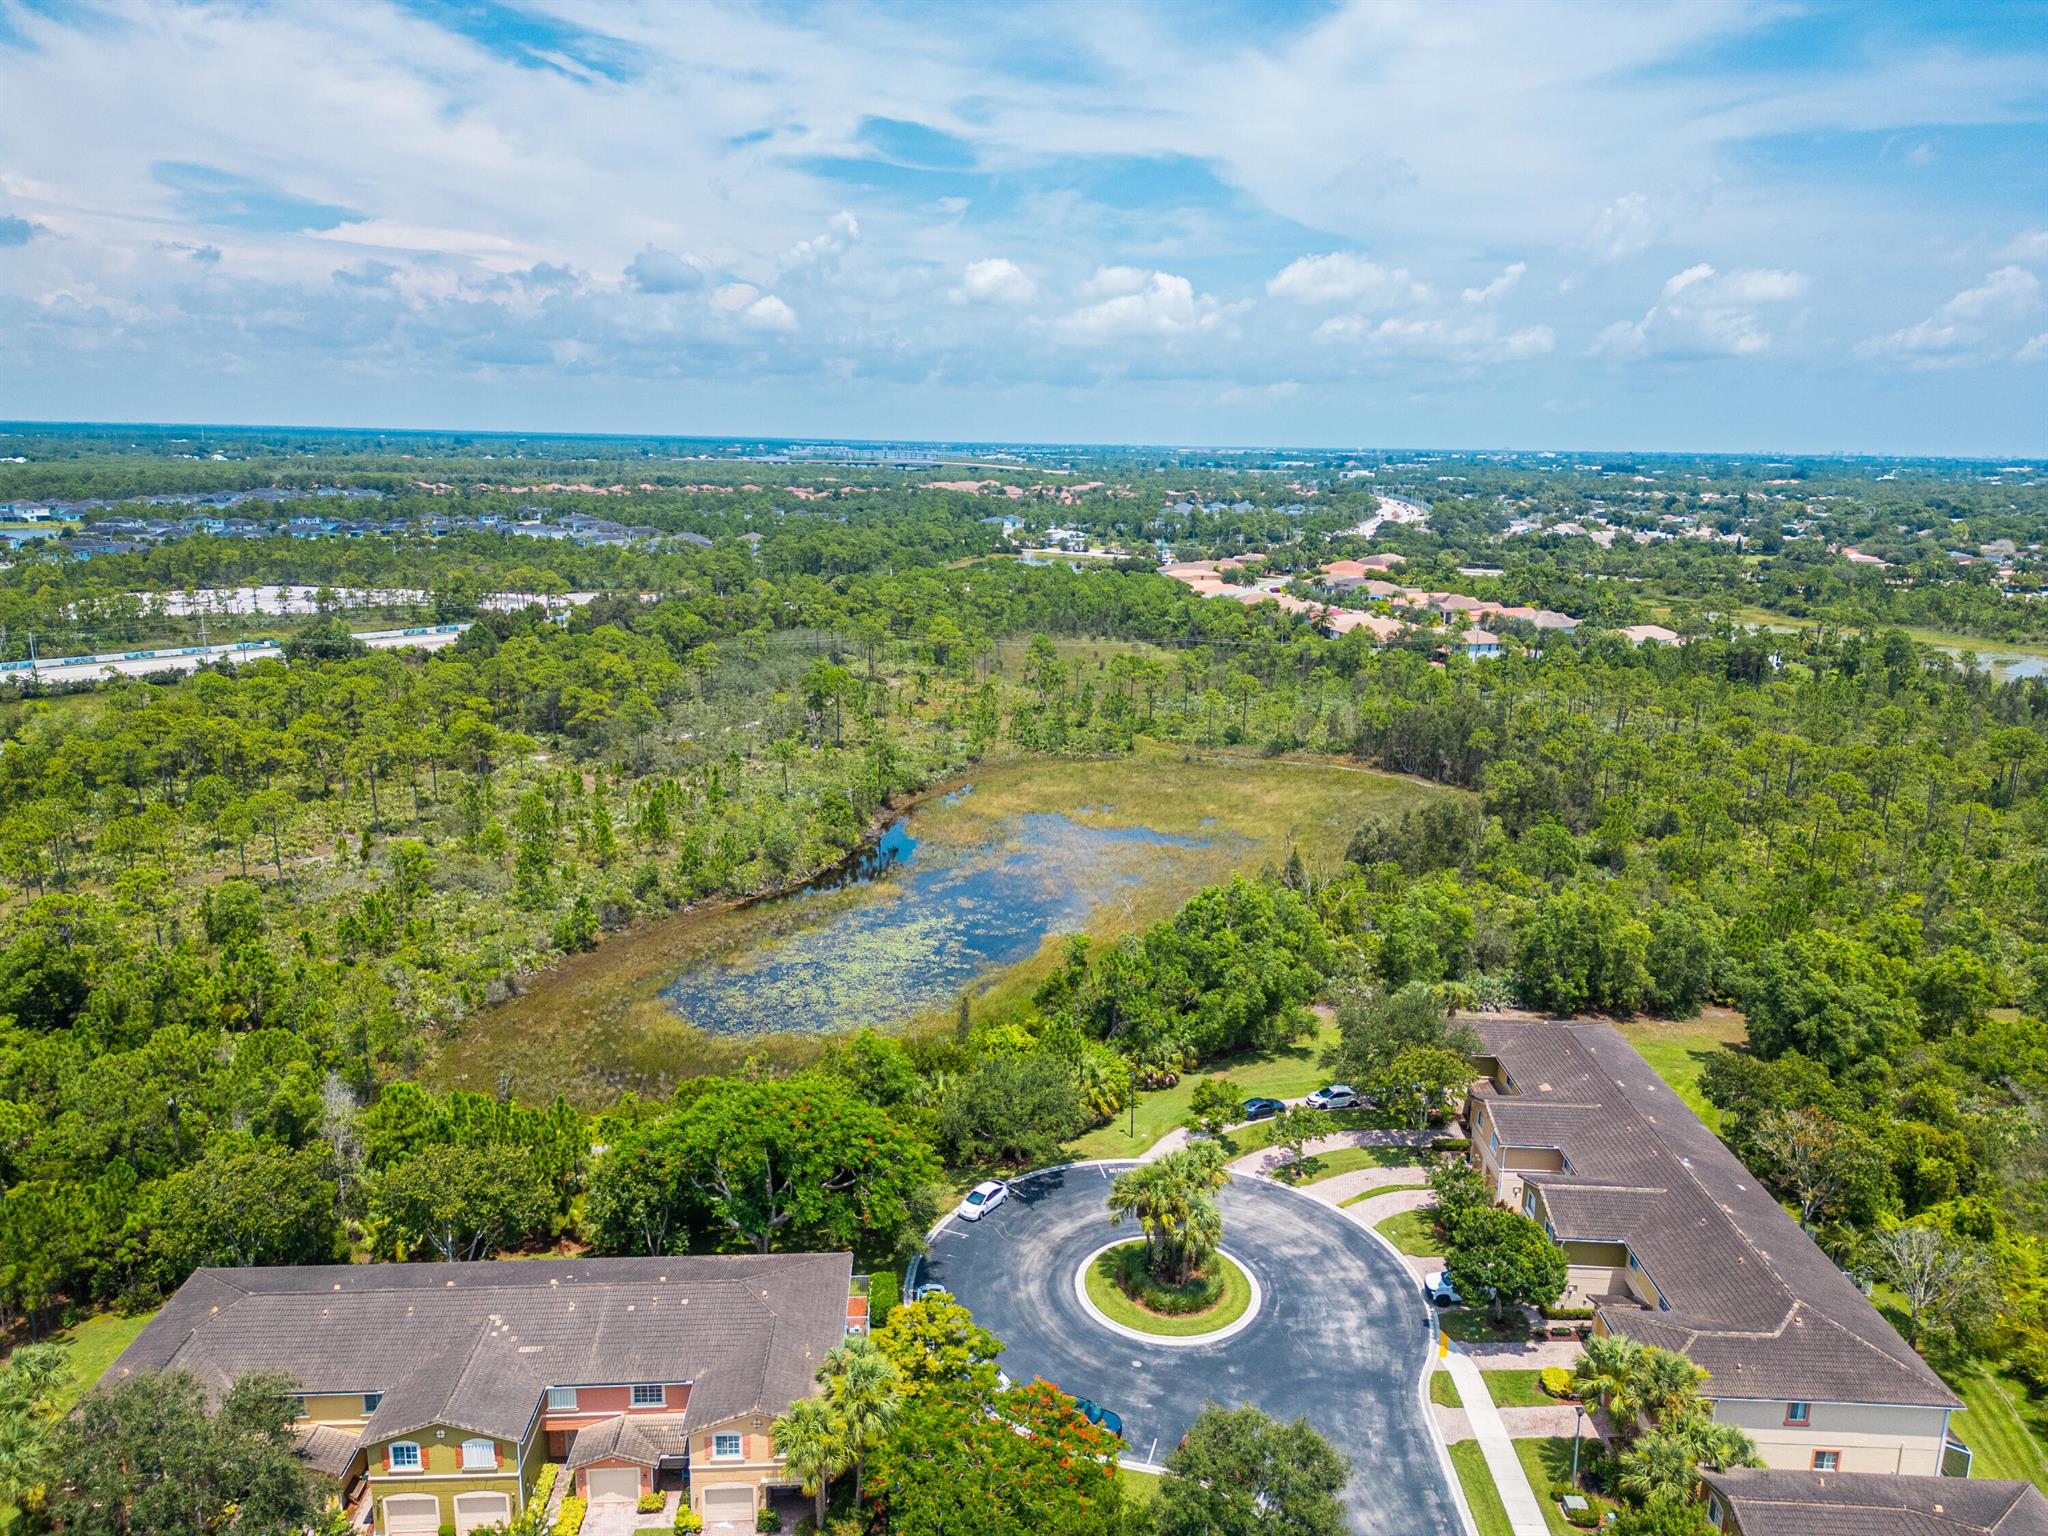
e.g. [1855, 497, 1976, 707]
[1306, 1084, 1359, 1111]
[911, 1282, 952, 1303]
[1423, 1269, 1462, 1308]
[957, 1179, 1010, 1222]
[1240, 1097, 1285, 1121]
[1077, 1398, 1123, 1438]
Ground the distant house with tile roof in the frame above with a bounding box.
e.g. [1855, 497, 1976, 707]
[1466, 1021, 1963, 1479]
[102, 1253, 855, 1534]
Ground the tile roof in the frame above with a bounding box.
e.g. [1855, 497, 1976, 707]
[1700, 1469, 2048, 1536]
[1472, 1019, 1957, 1409]
[566, 1414, 690, 1469]
[106, 1253, 850, 1448]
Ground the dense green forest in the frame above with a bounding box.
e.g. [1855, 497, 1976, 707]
[7, 436, 2048, 1523]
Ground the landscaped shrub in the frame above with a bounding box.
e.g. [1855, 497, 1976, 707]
[1111, 1242, 1225, 1315]
[1539, 1366, 1576, 1398]
[638, 1493, 666, 1513]
[672, 1510, 703, 1535]
[531, 1464, 560, 1504]
[1540, 1302, 1596, 1320]
[553, 1496, 586, 1536]
[1431, 1136, 1471, 1154]
[868, 1267, 900, 1326]
[755, 1506, 781, 1533]
[439, 1524, 457, 1536]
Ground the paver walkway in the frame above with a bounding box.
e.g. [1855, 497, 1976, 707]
[1462, 1337, 1587, 1368]
[1444, 1345, 1550, 1536]
[1233, 1126, 1435, 1178]
[1303, 1164, 1430, 1205]
[1438, 1402, 1600, 1444]
[1331, 1185, 1433, 1225]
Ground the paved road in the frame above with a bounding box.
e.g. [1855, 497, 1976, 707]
[920, 1163, 1465, 1536]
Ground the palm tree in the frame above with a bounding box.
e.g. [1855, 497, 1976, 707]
[1632, 1348, 1709, 1430]
[772, 1397, 846, 1529]
[1616, 1428, 1696, 1506]
[1571, 1334, 1644, 1422]
[822, 1335, 902, 1509]
[1107, 1144, 1229, 1286]
[1670, 1413, 1759, 1473]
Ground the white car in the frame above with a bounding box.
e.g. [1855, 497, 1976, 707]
[911, 1282, 952, 1303]
[1423, 1269, 1463, 1307]
[1306, 1084, 1359, 1111]
[957, 1179, 1010, 1222]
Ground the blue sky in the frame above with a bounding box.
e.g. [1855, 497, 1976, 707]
[0, 0, 2045, 453]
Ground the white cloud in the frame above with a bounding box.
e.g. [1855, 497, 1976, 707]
[1858, 266, 2042, 365]
[952, 257, 1035, 304]
[1905, 142, 1937, 168]
[1315, 313, 1553, 362]
[1594, 263, 1809, 359]
[2019, 333, 2048, 363]
[1999, 230, 2048, 263]
[625, 245, 700, 294]
[783, 209, 861, 267]
[1267, 251, 1428, 308]
[1584, 193, 1657, 261]
[712, 282, 760, 312]
[1059, 267, 1222, 340]
[1462, 261, 1525, 304]
[743, 293, 797, 330]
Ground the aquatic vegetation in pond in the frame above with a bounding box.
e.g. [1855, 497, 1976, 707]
[661, 810, 1214, 1036]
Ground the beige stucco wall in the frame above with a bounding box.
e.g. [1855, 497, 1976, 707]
[690, 1415, 784, 1516]
[1709, 1397, 1949, 1476]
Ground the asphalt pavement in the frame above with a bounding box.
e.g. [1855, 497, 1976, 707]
[918, 1163, 1466, 1536]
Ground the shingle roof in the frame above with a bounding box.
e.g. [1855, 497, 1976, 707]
[105, 1254, 850, 1447]
[566, 1415, 690, 1469]
[1473, 1020, 1957, 1409]
[1700, 1468, 2048, 1535]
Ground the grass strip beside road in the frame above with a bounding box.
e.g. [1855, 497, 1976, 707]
[1478, 1368, 1568, 1409]
[1373, 1207, 1442, 1256]
[1082, 1244, 1254, 1337]
[1446, 1440, 1512, 1536]
[1512, 1438, 1584, 1536]
[1430, 1367, 1462, 1409]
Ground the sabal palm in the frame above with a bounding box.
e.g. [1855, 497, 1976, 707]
[822, 1335, 902, 1508]
[773, 1397, 846, 1529]
[1670, 1412, 1759, 1472]
[1572, 1334, 1644, 1418]
[1631, 1349, 1708, 1429]
[0, 1411, 48, 1513]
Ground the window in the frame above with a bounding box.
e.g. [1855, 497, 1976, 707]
[1522, 1190, 1536, 1217]
[287, 1395, 306, 1420]
[363, 1392, 384, 1414]
[388, 1442, 421, 1472]
[461, 1439, 497, 1471]
[630, 1384, 666, 1408]
[1706, 1496, 1723, 1525]
[547, 1387, 579, 1411]
[1811, 1450, 1840, 1472]
[712, 1432, 742, 1460]
[1785, 1402, 1811, 1425]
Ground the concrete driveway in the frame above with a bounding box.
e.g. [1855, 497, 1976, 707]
[919, 1163, 1464, 1536]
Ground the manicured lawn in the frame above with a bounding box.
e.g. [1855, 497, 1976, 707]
[1950, 1361, 2048, 1490]
[1430, 1367, 1462, 1408]
[1446, 1440, 1511, 1536]
[1513, 1438, 1588, 1536]
[1615, 1007, 1747, 1132]
[1116, 1465, 1163, 1503]
[1297, 1146, 1422, 1184]
[1374, 1207, 1443, 1257]
[1065, 1013, 1341, 1162]
[1478, 1368, 1570, 1409]
[1438, 1308, 1529, 1344]
[48, 1310, 155, 1415]
[1220, 1106, 1374, 1161]
[1083, 1244, 1254, 1338]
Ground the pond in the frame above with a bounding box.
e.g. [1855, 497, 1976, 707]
[659, 802, 1212, 1036]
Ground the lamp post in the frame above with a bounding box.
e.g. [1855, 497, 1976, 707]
[1570, 1403, 1586, 1489]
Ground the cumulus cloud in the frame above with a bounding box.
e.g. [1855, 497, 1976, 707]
[1059, 267, 1222, 341]
[709, 281, 797, 329]
[1267, 251, 1427, 308]
[783, 209, 860, 268]
[1584, 193, 1657, 261]
[1999, 230, 2048, 263]
[626, 245, 701, 294]
[951, 257, 1034, 304]
[1858, 266, 2042, 365]
[1462, 261, 1526, 304]
[1593, 263, 1809, 359]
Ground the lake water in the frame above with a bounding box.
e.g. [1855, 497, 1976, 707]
[660, 805, 1209, 1035]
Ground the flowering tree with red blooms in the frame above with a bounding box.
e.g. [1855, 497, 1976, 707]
[862, 1377, 1145, 1536]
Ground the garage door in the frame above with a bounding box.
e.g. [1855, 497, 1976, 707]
[382, 1494, 441, 1535]
[452, 1492, 511, 1535]
[701, 1484, 755, 1528]
[587, 1467, 641, 1504]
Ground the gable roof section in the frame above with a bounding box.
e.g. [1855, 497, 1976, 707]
[1700, 1468, 2048, 1535]
[1473, 1019, 1957, 1409]
[106, 1253, 851, 1445]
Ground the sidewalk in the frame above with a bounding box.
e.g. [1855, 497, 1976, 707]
[1231, 1126, 1435, 1178]
[1141, 1096, 1313, 1163]
[1444, 1345, 1551, 1536]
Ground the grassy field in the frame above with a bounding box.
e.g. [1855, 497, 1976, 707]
[1374, 1208, 1443, 1257]
[1430, 1367, 1462, 1408]
[1065, 1014, 1344, 1162]
[1446, 1441, 1512, 1536]
[1950, 1362, 2048, 1489]
[1082, 1245, 1254, 1337]
[1615, 1007, 1747, 1131]
[1477, 1368, 1566, 1409]
[46, 1310, 153, 1415]
[1116, 1464, 1163, 1504]
[1297, 1146, 1421, 1184]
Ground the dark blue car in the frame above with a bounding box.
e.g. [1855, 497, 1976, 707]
[1078, 1398, 1123, 1438]
[1241, 1097, 1285, 1121]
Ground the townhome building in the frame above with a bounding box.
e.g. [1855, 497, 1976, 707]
[1466, 1020, 1964, 1478]
[1700, 1467, 2048, 1534]
[103, 1252, 857, 1534]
